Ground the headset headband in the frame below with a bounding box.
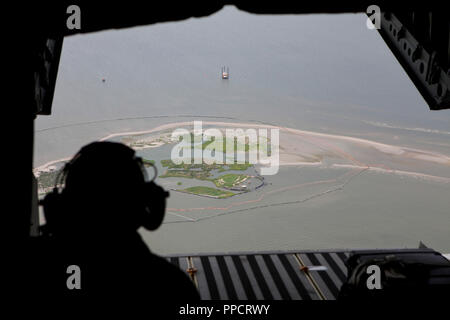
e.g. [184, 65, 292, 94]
[53, 142, 158, 193]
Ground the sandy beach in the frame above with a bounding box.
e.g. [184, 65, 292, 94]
[35, 121, 450, 182]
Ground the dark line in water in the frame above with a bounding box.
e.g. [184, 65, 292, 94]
[36, 114, 279, 133]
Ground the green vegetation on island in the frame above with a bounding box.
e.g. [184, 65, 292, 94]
[180, 186, 235, 198]
[213, 173, 249, 188]
[159, 169, 211, 180]
[227, 163, 252, 171]
[161, 159, 223, 171]
[159, 159, 253, 182]
[36, 170, 61, 190]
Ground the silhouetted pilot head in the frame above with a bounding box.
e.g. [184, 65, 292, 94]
[43, 141, 168, 238]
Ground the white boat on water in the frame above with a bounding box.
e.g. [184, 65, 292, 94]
[221, 66, 229, 79]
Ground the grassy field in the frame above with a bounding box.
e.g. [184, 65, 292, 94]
[181, 186, 235, 198]
[159, 170, 211, 180]
[161, 159, 222, 171]
[213, 173, 249, 188]
[161, 159, 251, 171]
[227, 163, 252, 171]
[159, 159, 253, 180]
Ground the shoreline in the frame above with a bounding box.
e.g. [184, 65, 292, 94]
[332, 164, 450, 184]
[34, 121, 450, 180]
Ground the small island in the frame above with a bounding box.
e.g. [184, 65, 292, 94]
[159, 159, 260, 198]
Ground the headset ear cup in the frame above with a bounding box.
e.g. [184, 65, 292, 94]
[141, 182, 169, 231]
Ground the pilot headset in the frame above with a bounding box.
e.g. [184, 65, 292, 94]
[40, 142, 169, 236]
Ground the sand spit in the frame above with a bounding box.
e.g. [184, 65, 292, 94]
[332, 164, 450, 184]
[34, 121, 450, 181]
